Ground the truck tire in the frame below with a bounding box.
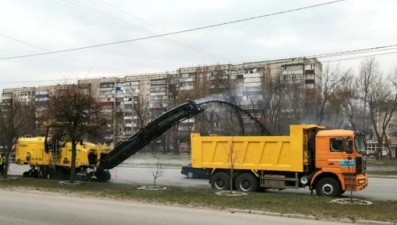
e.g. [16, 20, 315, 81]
[316, 177, 341, 197]
[235, 173, 258, 192]
[210, 172, 230, 190]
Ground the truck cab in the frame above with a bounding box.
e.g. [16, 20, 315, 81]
[312, 130, 368, 196]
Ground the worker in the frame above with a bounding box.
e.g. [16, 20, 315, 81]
[0, 153, 4, 175]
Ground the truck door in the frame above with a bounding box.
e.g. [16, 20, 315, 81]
[328, 137, 354, 173]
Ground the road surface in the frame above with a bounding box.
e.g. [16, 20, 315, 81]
[9, 164, 396, 201]
[0, 190, 349, 225]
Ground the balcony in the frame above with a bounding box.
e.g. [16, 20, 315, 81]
[243, 73, 261, 78]
[179, 86, 193, 91]
[1, 94, 12, 99]
[179, 77, 195, 82]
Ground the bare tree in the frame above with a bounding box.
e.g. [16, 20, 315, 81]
[224, 138, 241, 193]
[174, 67, 215, 152]
[210, 66, 246, 135]
[165, 76, 179, 154]
[321, 67, 359, 129]
[359, 58, 379, 133]
[338, 73, 360, 130]
[316, 64, 350, 125]
[368, 74, 397, 159]
[257, 70, 281, 134]
[0, 99, 36, 178]
[133, 95, 151, 130]
[152, 161, 164, 188]
[44, 84, 106, 183]
[281, 72, 306, 126]
[131, 94, 151, 153]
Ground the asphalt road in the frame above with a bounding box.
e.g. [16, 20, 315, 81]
[9, 164, 396, 201]
[0, 190, 349, 225]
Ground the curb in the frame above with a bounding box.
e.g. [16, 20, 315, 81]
[228, 209, 396, 224]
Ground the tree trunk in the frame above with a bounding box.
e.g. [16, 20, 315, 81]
[230, 167, 234, 193]
[3, 142, 12, 179]
[173, 124, 179, 154]
[70, 141, 77, 183]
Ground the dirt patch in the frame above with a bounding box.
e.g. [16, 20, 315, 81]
[137, 186, 167, 191]
[330, 198, 373, 205]
[59, 181, 85, 186]
[215, 191, 247, 197]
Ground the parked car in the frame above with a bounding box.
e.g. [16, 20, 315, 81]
[181, 163, 210, 179]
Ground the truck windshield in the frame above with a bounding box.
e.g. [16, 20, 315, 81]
[354, 135, 366, 155]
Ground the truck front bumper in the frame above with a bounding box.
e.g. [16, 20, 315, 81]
[355, 173, 369, 191]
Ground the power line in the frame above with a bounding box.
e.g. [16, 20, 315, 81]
[47, 0, 137, 31]
[55, 0, 231, 63]
[3, 45, 396, 86]
[321, 50, 397, 63]
[97, 0, 231, 63]
[309, 44, 397, 58]
[1, 50, 395, 86]
[0, 33, 128, 73]
[0, 0, 347, 61]
[0, 34, 46, 50]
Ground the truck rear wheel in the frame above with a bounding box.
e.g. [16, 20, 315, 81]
[316, 177, 341, 197]
[235, 173, 258, 192]
[210, 172, 230, 190]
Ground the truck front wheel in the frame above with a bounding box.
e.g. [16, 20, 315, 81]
[316, 177, 341, 197]
[235, 173, 258, 192]
[210, 172, 230, 190]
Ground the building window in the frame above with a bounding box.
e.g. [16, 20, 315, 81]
[100, 83, 114, 88]
[282, 65, 303, 71]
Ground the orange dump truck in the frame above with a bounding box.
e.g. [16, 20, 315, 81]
[191, 124, 368, 196]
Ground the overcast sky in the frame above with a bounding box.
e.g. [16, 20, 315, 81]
[1, 0, 396, 91]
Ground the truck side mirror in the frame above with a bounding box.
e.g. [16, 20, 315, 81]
[346, 139, 353, 155]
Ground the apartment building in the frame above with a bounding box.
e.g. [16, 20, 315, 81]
[176, 57, 322, 134]
[1, 57, 322, 145]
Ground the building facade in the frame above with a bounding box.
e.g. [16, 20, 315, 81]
[2, 57, 322, 150]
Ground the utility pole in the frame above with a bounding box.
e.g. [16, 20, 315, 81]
[113, 81, 118, 143]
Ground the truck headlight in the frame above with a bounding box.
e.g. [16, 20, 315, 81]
[358, 179, 365, 184]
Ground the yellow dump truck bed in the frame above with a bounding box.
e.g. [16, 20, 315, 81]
[191, 124, 324, 172]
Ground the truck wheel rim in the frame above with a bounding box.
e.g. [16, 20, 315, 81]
[322, 184, 333, 195]
[187, 172, 194, 178]
[239, 180, 251, 192]
[215, 179, 225, 189]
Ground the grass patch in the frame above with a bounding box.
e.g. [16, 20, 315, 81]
[1, 177, 397, 223]
[366, 159, 397, 167]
